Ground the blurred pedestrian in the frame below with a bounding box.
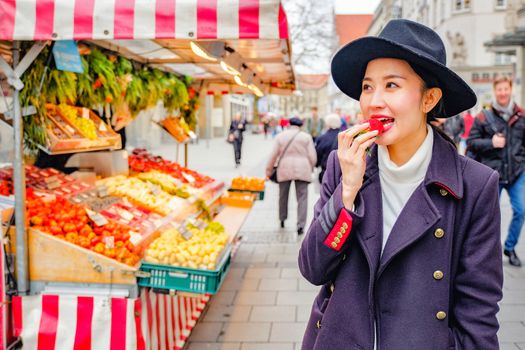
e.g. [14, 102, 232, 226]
[228, 113, 245, 167]
[300, 19, 502, 349]
[468, 75, 525, 267]
[305, 106, 324, 142]
[266, 117, 316, 235]
[315, 113, 341, 183]
[335, 108, 348, 130]
[262, 115, 271, 139]
[458, 110, 474, 154]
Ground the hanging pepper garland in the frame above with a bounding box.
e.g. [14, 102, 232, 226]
[18, 43, 200, 152]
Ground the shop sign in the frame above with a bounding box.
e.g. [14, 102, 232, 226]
[52, 41, 84, 74]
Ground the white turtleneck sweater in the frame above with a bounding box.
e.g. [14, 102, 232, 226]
[378, 124, 434, 254]
[373, 125, 433, 350]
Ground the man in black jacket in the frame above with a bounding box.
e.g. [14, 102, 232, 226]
[468, 76, 525, 267]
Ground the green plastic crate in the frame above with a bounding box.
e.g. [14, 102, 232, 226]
[228, 188, 265, 200]
[137, 246, 232, 294]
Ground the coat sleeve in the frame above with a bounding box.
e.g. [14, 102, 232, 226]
[307, 137, 317, 169]
[452, 170, 503, 349]
[265, 138, 281, 177]
[466, 114, 494, 153]
[298, 151, 364, 285]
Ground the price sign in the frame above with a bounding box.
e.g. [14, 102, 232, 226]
[97, 185, 109, 198]
[103, 236, 114, 249]
[82, 108, 90, 120]
[45, 176, 61, 190]
[149, 183, 162, 196]
[181, 172, 196, 184]
[117, 208, 134, 222]
[129, 233, 142, 246]
[179, 225, 193, 240]
[86, 209, 108, 227]
[65, 125, 76, 135]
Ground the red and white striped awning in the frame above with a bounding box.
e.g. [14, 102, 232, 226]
[0, 0, 289, 41]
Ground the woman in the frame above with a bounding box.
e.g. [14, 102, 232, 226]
[299, 19, 502, 349]
[228, 113, 245, 167]
[266, 117, 316, 235]
[315, 113, 342, 183]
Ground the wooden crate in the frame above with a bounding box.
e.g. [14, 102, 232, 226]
[28, 228, 138, 285]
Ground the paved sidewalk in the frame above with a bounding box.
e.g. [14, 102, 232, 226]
[146, 133, 525, 350]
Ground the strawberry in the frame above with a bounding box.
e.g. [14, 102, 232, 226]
[356, 119, 384, 137]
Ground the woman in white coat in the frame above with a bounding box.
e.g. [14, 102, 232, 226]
[266, 117, 317, 235]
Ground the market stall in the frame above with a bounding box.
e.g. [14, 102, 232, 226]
[0, 0, 294, 348]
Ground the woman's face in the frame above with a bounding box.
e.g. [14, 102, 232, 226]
[360, 58, 430, 147]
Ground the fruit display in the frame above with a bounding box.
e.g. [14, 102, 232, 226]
[160, 117, 190, 143]
[0, 165, 92, 195]
[26, 189, 141, 266]
[0, 180, 11, 196]
[231, 176, 265, 192]
[41, 104, 121, 153]
[58, 104, 98, 140]
[129, 149, 214, 189]
[144, 221, 228, 269]
[99, 200, 165, 235]
[137, 171, 191, 199]
[221, 191, 256, 208]
[98, 176, 187, 216]
[70, 190, 122, 211]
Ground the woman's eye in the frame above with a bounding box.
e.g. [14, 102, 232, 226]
[386, 82, 398, 88]
[362, 84, 372, 91]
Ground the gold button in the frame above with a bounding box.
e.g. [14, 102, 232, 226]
[439, 188, 448, 197]
[342, 222, 348, 229]
[334, 237, 340, 244]
[339, 227, 346, 234]
[331, 242, 338, 248]
[436, 311, 447, 320]
[316, 320, 321, 328]
[433, 271, 444, 280]
[434, 228, 445, 239]
[337, 232, 343, 238]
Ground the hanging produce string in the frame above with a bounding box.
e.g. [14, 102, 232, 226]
[36, 41, 55, 97]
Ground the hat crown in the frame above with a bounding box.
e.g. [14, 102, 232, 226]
[379, 19, 446, 66]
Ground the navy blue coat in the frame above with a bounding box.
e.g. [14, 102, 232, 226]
[299, 129, 503, 349]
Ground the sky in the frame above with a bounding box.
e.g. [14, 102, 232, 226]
[334, 0, 381, 14]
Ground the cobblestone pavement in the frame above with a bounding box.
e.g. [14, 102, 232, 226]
[147, 133, 525, 350]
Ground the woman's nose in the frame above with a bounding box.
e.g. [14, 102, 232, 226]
[370, 89, 386, 108]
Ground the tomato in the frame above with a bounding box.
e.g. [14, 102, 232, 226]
[91, 236, 101, 245]
[30, 216, 43, 226]
[50, 226, 62, 235]
[94, 243, 105, 254]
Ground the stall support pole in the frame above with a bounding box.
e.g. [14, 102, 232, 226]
[12, 41, 29, 294]
[205, 93, 212, 148]
[184, 143, 188, 168]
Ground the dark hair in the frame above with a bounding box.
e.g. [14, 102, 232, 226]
[409, 62, 456, 147]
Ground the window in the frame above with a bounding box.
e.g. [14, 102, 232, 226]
[495, 53, 513, 65]
[454, 0, 470, 12]
[495, 0, 507, 9]
[472, 73, 480, 81]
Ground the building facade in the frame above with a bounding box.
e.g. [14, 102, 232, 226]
[368, 0, 514, 108]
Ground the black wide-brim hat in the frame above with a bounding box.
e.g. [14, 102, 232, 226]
[331, 19, 477, 118]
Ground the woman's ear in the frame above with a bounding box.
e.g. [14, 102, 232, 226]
[422, 87, 443, 113]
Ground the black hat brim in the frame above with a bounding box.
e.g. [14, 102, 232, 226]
[331, 36, 477, 118]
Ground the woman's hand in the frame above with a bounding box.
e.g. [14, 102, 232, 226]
[337, 123, 379, 209]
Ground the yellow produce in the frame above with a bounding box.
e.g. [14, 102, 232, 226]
[58, 104, 98, 140]
[144, 222, 228, 270]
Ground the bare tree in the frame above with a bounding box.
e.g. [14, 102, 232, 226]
[283, 0, 337, 74]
